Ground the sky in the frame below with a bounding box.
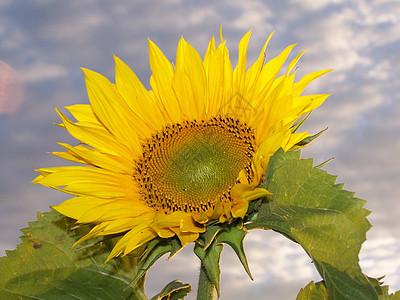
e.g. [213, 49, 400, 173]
[0, 0, 399, 299]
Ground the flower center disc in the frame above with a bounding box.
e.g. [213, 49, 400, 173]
[135, 117, 255, 213]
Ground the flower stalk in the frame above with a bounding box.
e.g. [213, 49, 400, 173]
[197, 262, 216, 300]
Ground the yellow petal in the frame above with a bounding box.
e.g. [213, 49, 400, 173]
[77, 202, 152, 223]
[123, 227, 157, 256]
[179, 215, 205, 233]
[231, 184, 271, 218]
[56, 108, 133, 159]
[231, 199, 248, 219]
[104, 215, 154, 234]
[293, 69, 333, 97]
[106, 224, 157, 261]
[286, 49, 307, 76]
[204, 41, 230, 116]
[54, 143, 132, 174]
[203, 35, 216, 73]
[251, 44, 296, 114]
[148, 39, 181, 124]
[82, 68, 142, 156]
[172, 37, 193, 119]
[245, 31, 274, 97]
[66, 104, 97, 123]
[173, 230, 200, 248]
[34, 166, 137, 199]
[184, 42, 207, 120]
[155, 211, 187, 228]
[114, 55, 165, 135]
[52, 196, 113, 220]
[233, 30, 251, 93]
[73, 222, 109, 247]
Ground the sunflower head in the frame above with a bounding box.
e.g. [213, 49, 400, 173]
[34, 29, 330, 261]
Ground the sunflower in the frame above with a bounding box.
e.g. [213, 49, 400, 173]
[34, 30, 330, 261]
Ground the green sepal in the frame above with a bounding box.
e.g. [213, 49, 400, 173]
[246, 149, 378, 300]
[151, 280, 191, 300]
[291, 127, 327, 149]
[291, 112, 311, 133]
[194, 238, 223, 298]
[130, 238, 175, 286]
[169, 237, 183, 259]
[202, 223, 224, 250]
[315, 157, 334, 169]
[0, 209, 147, 299]
[245, 195, 264, 223]
[215, 224, 252, 280]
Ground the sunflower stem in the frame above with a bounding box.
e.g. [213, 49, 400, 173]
[197, 263, 216, 300]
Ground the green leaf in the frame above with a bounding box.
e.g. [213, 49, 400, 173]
[296, 279, 400, 300]
[246, 149, 377, 300]
[0, 209, 146, 299]
[389, 291, 400, 300]
[377, 285, 400, 300]
[194, 238, 223, 298]
[150, 280, 191, 300]
[296, 281, 330, 300]
[368, 277, 400, 300]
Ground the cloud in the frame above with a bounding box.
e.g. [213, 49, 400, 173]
[361, 236, 400, 293]
[367, 60, 391, 80]
[228, 0, 272, 31]
[0, 60, 24, 114]
[291, 0, 345, 11]
[23, 60, 68, 83]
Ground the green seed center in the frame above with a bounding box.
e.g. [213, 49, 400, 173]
[135, 117, 255, 213]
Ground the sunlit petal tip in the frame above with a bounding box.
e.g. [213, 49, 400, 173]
[219, 25, 223, 42]
[80, 67, 94, 79]
[147, 38, 160, 53]
[112, 53, 122, 65]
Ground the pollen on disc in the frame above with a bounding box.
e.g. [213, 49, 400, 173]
[134, 117, 256, 214]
